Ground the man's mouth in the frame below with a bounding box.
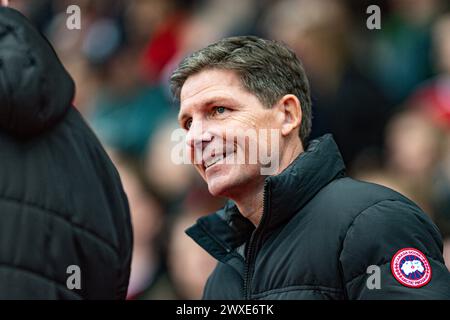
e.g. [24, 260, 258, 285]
[203, 152, 233, 170]
[204, 154, 226, 169]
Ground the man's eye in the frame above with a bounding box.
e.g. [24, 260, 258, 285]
[214, 106, 227, 114]
[185, 119, 192, 130]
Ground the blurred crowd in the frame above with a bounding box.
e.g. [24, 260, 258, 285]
[8, 0, 450, 298]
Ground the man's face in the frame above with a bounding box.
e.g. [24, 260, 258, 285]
[178, 69, 281, 197]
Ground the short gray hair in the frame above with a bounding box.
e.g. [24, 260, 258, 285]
[170, 35, 312, 143]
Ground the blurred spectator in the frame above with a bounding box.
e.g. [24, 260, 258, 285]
[368, 0, 445, 105]
[83, 18, 176, 157]
[144, 119, 197, 208]
[159, 0, 261, 87]
[139, 3, 188, 83]
[113, 155, 164, 299]
[410, 13, 450, 130]
[354, 108, 446, 217]
[394, 14, 450, 240]
[142, 186, 224, 299]
[262, 0, 392, 168]
[355, 11, 450, 270]
[166, 208, 218, 299]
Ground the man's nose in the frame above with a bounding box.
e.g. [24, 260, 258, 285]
[186, 119, 212, 149]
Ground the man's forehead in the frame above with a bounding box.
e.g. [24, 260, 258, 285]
[180, 69, 241, 102]
[178, 69, 244, 119]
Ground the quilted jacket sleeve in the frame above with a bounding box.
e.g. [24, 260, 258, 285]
[339, 199, 450, 299]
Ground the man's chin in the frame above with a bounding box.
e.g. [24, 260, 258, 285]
[206, 181, 228, 197]
[206, 176, 236, 198]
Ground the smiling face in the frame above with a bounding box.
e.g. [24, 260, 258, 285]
[178, 68, 282, 198]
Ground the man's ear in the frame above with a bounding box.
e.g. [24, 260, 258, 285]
[276, 94, 302, 136]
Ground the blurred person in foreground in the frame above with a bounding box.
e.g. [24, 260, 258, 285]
[170, 35, 450, 299]
[0, 6, 132, 299]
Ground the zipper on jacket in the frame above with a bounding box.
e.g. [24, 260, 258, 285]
[243, 179, 270, 300]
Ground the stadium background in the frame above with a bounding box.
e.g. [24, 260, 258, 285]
[7, 0, 450, 299]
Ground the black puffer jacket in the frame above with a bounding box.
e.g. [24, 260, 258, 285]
[0, 8, 132, 299]
[187, 134, 450, 299]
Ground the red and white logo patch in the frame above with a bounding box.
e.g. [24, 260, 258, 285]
[390, 248, 432, 288]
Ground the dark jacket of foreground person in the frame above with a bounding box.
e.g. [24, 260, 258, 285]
[0, 8, 132, 299]
[187, 134, 450, 299]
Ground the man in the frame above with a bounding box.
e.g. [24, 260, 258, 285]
[0, 7, 132, 299]
[170, 36, 450, 299]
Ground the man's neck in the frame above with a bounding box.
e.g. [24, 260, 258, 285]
[233, 139, 304, 227]
[235, 187, 265, 227]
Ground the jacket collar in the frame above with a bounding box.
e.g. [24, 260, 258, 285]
[186, 134, 346, 261]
